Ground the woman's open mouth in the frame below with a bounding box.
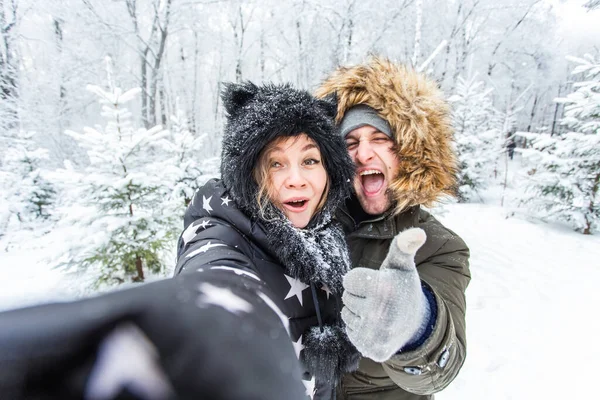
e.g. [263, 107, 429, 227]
[283, 198, 309, 212]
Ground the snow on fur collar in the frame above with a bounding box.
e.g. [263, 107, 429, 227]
[316, 56, 458, 214]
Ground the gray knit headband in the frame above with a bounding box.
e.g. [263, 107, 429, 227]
[339, 104, 392, 138]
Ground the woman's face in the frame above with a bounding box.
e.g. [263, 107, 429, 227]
[266, 134, 328, 228]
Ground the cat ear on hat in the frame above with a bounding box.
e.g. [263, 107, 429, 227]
[317, 93, 338, 120]
[221, 81, 258, 117]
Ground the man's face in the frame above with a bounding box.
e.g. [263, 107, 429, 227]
[345, 125, 399, 215]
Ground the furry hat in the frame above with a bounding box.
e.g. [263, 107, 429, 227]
[316, 56, 458, 213]
[220, 81, 354, 223]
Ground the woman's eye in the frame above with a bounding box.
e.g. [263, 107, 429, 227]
[270, 161, 282, 168]
[304, 158, 321, 166]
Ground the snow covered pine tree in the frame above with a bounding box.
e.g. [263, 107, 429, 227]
[450, 74, 504, 202]
[59, 72, 177, 285]
[1, 131, 56, 229]
[520, 54, 600, 234]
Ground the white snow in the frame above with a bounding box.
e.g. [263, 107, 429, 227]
[436, 156, 600, 400]
[436, 201, 600, 399]
[1, 156, 599, 398]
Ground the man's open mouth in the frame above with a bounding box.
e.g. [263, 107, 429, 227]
[360, 170, 384, 195]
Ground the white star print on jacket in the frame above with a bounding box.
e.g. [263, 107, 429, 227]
[320, 284, 331, 300]
[202, 195, 213, 213]
[85, 323, 174, 400]
[185, 241, 225, 258]
[181, 222, 200, 245]
[198, 220, 211, 229]
[197, 283, 253, 314]
[284, 274, 309, 306]
[181, 220, 212, 245]
[302, 375, 316, 399]
[292, 335, 304, 359]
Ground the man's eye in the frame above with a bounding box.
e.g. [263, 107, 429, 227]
[373, 137, 389, 143]
[346, 141, 358, 149]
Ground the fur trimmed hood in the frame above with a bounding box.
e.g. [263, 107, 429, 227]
[220, 81, 354, 224]
[315, 56, 458, 213]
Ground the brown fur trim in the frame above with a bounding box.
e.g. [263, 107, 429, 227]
[315, 56, 457, 213]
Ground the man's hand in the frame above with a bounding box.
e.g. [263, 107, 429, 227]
[341, 228, 430, 362]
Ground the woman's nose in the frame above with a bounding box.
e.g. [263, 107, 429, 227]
[285, 166, 307, 188]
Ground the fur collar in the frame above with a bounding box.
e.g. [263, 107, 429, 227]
[261, 205, 348, 295]
[316, 56, 458, 214]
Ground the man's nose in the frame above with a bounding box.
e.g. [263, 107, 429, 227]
[355, 140, 375, 164]
[285, 166, 307, 188]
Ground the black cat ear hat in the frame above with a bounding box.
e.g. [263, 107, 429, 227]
[220, 81, 354, 223]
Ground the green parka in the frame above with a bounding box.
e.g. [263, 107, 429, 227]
[335, 204, 470, 399]
[316, 57, 471, 399]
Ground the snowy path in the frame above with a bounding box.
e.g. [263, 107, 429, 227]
[438, 203, 600, 400]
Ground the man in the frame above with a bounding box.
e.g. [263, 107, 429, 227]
[316, 56, 471, 399]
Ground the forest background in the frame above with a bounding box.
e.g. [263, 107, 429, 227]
[1, 0, 599, 289]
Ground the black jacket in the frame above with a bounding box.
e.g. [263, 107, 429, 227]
[176, 179, 341, 339]
[175, 179, 359, 398]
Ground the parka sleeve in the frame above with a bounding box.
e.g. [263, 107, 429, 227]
[381, 230, 470, 395]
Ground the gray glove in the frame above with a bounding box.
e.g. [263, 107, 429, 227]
[341, 228, 430, 362]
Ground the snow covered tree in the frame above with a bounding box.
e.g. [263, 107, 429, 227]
[164, 109, 219, 208]
[0, 131, 56, 236]
[450, 74, 504, 202]
[58, 62, 179, 285]
[519, 54, 600, 234]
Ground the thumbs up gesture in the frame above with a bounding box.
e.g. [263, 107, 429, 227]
[341, 228, 430, 362]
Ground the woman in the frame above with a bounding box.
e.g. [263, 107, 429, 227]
[0, 82, 357, 400]
[174, 81, 359, 397]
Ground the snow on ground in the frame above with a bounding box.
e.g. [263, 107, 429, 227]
[0, 241, 67, 311]
[1, 156, 599, 398]
[438, 202, 600, 399]
[438, 155, 600, 399]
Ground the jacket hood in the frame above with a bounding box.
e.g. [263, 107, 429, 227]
[315, 56, 457, 213]
[220, 81, 354, 225]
